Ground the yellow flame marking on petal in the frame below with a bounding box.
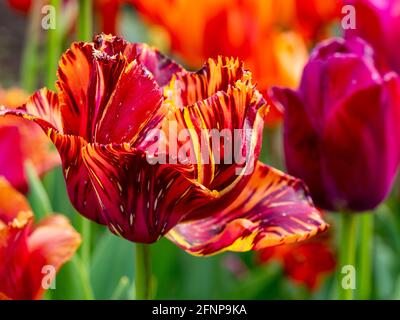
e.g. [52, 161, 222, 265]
[183, 108, 203, 184]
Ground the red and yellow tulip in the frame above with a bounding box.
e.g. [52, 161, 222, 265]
[0, 34, 327, 256]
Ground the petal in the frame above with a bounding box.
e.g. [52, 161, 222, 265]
[167, 162, 328, 256]
[163, 77, 268, 194]
[0, 126, 25, 192]
[56, 35, 166, 145]
[0, 88, 61, 192]
[0, 178, 33, 300]
[56, 42, 93, 136]
[0, 177, 31, 223]
[94, 59, 164, 145]
[0, 96, 105, 222]
[302, 38, 381, 129]
[56, 36, 131, 139]
[127, 43, 186, 87]
[0, 88, 62, 135]
[79, 143, 217, 243]
[322, 75, 400, 211]
[272, 86, 330, 210]
[26, 215, 81, 300]
[168, 56, 246, 107]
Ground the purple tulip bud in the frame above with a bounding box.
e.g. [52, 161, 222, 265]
[273, 37, 400, 212]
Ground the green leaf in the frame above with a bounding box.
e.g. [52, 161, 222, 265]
[110, 276, 131, 300]
[51, 256, 94, 300]
[25, 161, 52, 220]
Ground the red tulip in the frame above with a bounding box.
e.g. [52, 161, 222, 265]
[273, 38, 400, 212]
[0, 87, 60, 193]
[0, 34, 327, 255]
[0, 178, 81, 300]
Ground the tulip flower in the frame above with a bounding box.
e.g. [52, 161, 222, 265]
[0, 87, 60, 193]
[0, 177, 81, 300]
[0, 34, 327, 257]
[345, 0, 400, 74]
[273, 37, 400, 299]
[273, 37, 400, 212]
[258, 239, 336, 291]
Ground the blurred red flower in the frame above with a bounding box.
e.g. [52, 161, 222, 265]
[0, 87, 60, 193]
[0, 34, 328, 256]
[0, 178, 81, 300]
[258, 236, 336, 291]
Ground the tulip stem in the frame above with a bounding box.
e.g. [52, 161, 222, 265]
[338, 213, 357, 300]
[359, 212, 374, 299]
[77, 0, 93, 273]
[135, 244, 152, 300]
[78, 0, 93, 41]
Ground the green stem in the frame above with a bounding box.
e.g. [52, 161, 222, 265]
[78, 0, 93, 41]
[80, 216, 91, 268]
[338, 213, 357, 300]
[359, 213, 374, 300]
[46, 0, 62, 89]
[21, 0, 42, 92]
[76, 0, 93, 272]
[72, 256, 94, 300]
[111, 276, 130, 300]
[135, 244, 152, 300]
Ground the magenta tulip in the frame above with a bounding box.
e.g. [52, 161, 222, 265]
[273, 37, 400, 212]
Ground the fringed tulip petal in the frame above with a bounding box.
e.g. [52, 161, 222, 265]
[169, 56, 245, 106]
[130, 43, 186, 87]
[0, 88, 60, 193]
[167, 162, 328, 256]
[165, 74, 267, 192]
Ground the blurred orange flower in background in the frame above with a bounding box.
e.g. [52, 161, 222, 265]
[0, 87, 60, 193]
[0, 178, 81, 300]
[131, 0, 341, 126]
